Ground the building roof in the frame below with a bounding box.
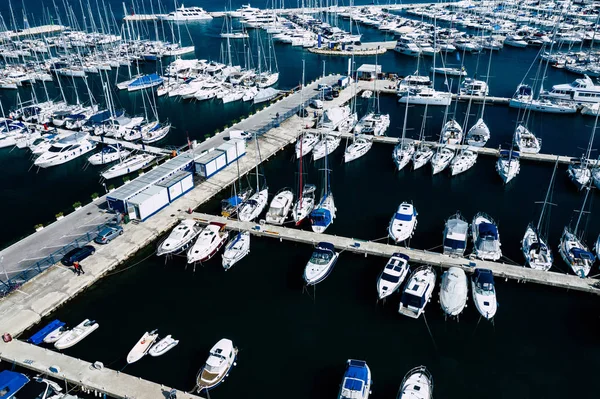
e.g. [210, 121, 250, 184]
[155, 170, 192, 188]
[357, 64, 382, 73]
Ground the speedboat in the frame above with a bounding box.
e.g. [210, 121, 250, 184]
[149, 335, 179, 357]
[344, 135, 373, 163]
[101, 153, 155, 180]
[450, 149, 477, 175]
[222, 231, 251, 270]
[398, 265, 436, 319]
[465, 118, 490, 147]
[295, 132, 319, 158]
[440, 119, 463, 145]
[522, 224, 552, 271]
[439, 267, 468, 317]
[472, 213, 502, 261]
[43, 324, 69, 343]
[337, 359, 372, 399]
[157, 219, 203, 256]
[126, 330, 159, 364]
[430, 146, 454, 175]
[312, 134, 341, 161]
[388, 202, 418, 243]
[513, 125, 541, 154]
[496, 149, 520, 184]
[559, 227, 595, 278]
[397, 366, 433, 399]
[238, 188, 269, 222]
[265, 188, 294, 225]
[377, 253, 410, 300]
[471, 268, 497, 320]
[34, 132, 95, 168]
[303, 242, 339, 286]
[54, 319, 99, 350]
[443, 212, 469, 256]
[187, 222, 228, 263]
[353, 113, 390, 136]
[196, 338, 238, 393]
[292, 184, 316, 226]
[87, 144, 131, 165]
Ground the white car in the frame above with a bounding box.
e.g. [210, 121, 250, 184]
[310, 99, 323, 109]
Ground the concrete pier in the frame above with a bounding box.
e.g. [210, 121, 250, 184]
[188, 212, 600, 296]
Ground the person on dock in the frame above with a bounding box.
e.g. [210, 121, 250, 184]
[73, 261, 85, 276]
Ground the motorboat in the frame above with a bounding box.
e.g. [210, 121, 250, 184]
[265, 188, 294, 225]
[510, 84, 577, 113]
[187, 222, 228, 263]
[295, 132, 320, 158]
[397, 366, 433, 399]
[559, 227, 594, 278]
[472, 212, 502, 261]
[430, 146, 454, 175]
[459, 78, 489, 97]
[157, 219, 203, 256]
[465, 118, 490, 147]
[43, 324, 69, 343]
[377, 253, 410, 300]
[149, 335, 179, 357]
[0, 371, 29, 399]
[544, 75, 600, 104]
[337, 359, 372, 399]
[443, 212, 468, 256]
[160, 5, 213, 21]
[496, 149, 520, 184]
[431, 66, 466, 76]
[398, 265, 436, 319]
[303, 242, 339, 286]
[471, 268, 497, 320]
[450, 149, 477, 175]
[513, 125, 541, 153]
[101, 154, 155, 180]
[353, 113, 390, 136]
[54, 319, 99, 350]
[398, 87, 452, 106]
[222, 231, 250, 270]
[238, 188, 269, 222]
[34, 132, 95, 168]
[344, 135, 373, 163]
[292, 184, 316, 226]
[388, 202, 418, 243]
[126, 330, 159, 364]
[440, 119, 462, 145]
[439, 267, 468, 317]
[196, 338, 238, 393]
[312, 134, 341, 161]
[87, 144, 130, 165]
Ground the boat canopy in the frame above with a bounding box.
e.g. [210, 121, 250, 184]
[570, 247, 595, 261]
[394, 252, 410, 261]
[444, 237, 466, 250]
[473, 269, 495, 289]
[310, 208, 332, 226]
[478, 222, 498, 239]
[343, 360, 368, 391]
[224, 196, 244, 206]
[316, 242, 335, 252]
[401, 292, 425, 308]
[0, 370, 30, 399]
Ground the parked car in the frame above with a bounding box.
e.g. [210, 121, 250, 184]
[324, 94, 334, 101]
[94, 225, 124, 245]
[228, 129, 251, 141]
[61, 245, 96, 266]
[310, 99, 323, 109]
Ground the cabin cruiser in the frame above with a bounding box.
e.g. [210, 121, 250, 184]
[431, 66, 467, 77]
[265, 188, 294, 225]
[54, 319, 99, 350]
[196, 338, 237, 393]
[388, 202, 418, 243]
[87, 144, 130, 165]
[187, 223, 228, 264]
[394, 36, 421, 56]
[222, 231, 250, 270]
[496, 149, 520, 184]
[459, 78, 489, 97]
[439, 267, 468, 317]
[101, 153, 155, 179]
[353, 113, 390, 136]
[337, 360, 372, 399]
[238, 188, 269, 222]
[149, 335, 179, 357]
[160, 5, 213, 21]
[440, 119, 462, 145]
[513, 125, 541, 154]
[472, 213, 502, 261]
[295, 132, 320, 158]
[559, 227, 595, 278]
[465, 118, 490, 147]
[398, 265, 436, 319]
[544, 75, 600, 104]
[450, 149, 477, 175]
[443, 212, 468, 256]
[126, 330, 158, 364]
[398, 87, 452, 106]
[471, 268, 497, 320]
[522, 224, 552, 271]
[344, 135, 372, 163]
[34, 132, 95, 168]
[320, 106, 351, 131]
[157, 219, 202, 256]
[397, 366, 433, 399]
[312, 133, 341, 161]
[377, 253, 410, 300]
[303, 242, 339, 286]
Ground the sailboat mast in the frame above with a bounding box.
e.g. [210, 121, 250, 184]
[574, 184, 591, 235]
[298, 59, 305, 208]
[537, 157, 559, 233]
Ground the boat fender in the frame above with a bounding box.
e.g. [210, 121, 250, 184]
[92, 361, 104, 370]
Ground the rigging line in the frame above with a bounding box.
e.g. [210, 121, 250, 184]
[472, 314, 483, 337]
[422, 313, 438, 351]
[104, 252, 154, 276]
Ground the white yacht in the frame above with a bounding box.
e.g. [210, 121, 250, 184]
[54, 319, 99, 350]
[377, 253, 410, 300]
[439, 267, 468, 317]
[388, 202, 418, 244]
[196, 339, 237, 393]
[431, 66, 466, 76]
[265, 188, 294, 225]
[337, 359, 372, 399]
[394, 37, 422, 56]
[238, 188, 269, 222]
[398, 265, 436, 319]
[292, 184, 316, 226]
[471, 268, 497, 320]
[496, 149, 520, 184]
[472, 213, 502, 261]
[87, 144, 130, 165]
[544, 75, 600, 104]
[465, 118, 490, 147]
[459, 78, 489, 97]
[513, 125, 541, 153]
[398, 87, 452, 106]
[187, 223, 228, 264]
[397, 366, 433, 399]
[522, 224, 552, 271]
[126, 330, 158, 364]
[312, 133, 341, 161]
[101, 153, 155, 180]
[440, 119, 463, 145]
[510, 84, 577, 113]
[344, 135, 372, 163]
[303, 242, 339, 286]
[450, 149, 477, 175]
[353, 113, 390, 136]
[222, 231, 251, 270]
[430, 146, 454, 175]
[295, 132, 320, 158]
[34, 132, 95, 168]
[443, 212, 468, 256]
[160, 5, 213, 21]
[157, 219, 202, 256]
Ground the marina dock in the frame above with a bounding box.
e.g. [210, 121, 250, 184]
[87, 136, 173, 157]
[308, 41, 396, 56]
[188, 212, 600, 296]
[0, 24, 66, 39]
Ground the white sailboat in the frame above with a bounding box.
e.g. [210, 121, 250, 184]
[238, 133, 269, 222]
[412, 103, 434, 170]
[222, 231, 251, 270]
[496, 147, 520, 184]
[431, 94, 456, 175]
[295, 132, 319, 158]
[440, 119, 462, 145]
[312, 132, 341, 161]
[559, 187, 595, 278]
[513, 125, 541, 154]
[101, 153, 155, 180]
[392, 90, 415, 171]
[310, 141, 336, 233]
[568, 111, 598, 190]
[265, 188, 294, 225]
[344, 135, 373, 163]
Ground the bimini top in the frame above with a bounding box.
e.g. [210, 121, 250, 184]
[478, 222, 498, 239]
[342, 360, 368, 392]
[316, 242, 335, 253]
[473, 268, 495, 287]
[223, 195, 244, 207]
[0, 370, 30, 399]
[570, 247, 595, 261]
[395, 203, 416, 221]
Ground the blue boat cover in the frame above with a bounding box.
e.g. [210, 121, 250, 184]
[129, 73, 163, 87]
[225, 196, 243, 206]
[394, 212, 413, 221]
[478, 222, 498, 239]
[500, 149, 520, 158]
[0, 370, 30, 399]
[310, 208, 332, 226]
[474, 269, 495, 285]
[343, 360, 368, 392]
[444, 237, 466, 250]
[570, 248, 595, 261]
[27, 319, 64, 345]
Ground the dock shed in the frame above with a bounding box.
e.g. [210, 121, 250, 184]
[195, 150, 227, 179]
[126, 185, 169, 221]
[217, 140, 246, 164]
[155, 171, 194, 202]
[357, 64, 382, 81]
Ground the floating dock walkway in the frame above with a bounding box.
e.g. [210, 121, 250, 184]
[189, 213, 600, 296]
[308, 41, 396, 56]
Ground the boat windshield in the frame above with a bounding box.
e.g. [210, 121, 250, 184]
[394, 212, 413, 221]
[310, 249, 332, 265]
[381, 273, 401, 283]
[401, 292, 425, 308]
[444, 238, 466, 250]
